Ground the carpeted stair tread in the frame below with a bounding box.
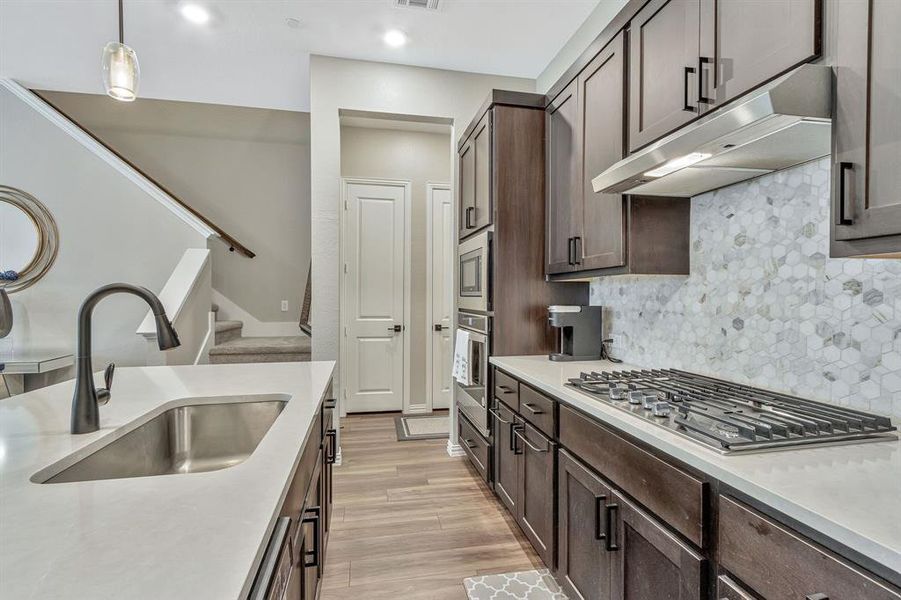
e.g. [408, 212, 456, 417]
[209, 335, 311, 356]
[214, 320, 243, 333]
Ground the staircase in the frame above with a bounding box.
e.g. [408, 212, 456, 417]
[208, 304, 311, 364]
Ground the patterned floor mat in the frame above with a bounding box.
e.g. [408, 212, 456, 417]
[463, 569, 568, 600]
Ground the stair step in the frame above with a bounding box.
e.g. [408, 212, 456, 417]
[209, 335, 311, 365]
[214, 320, 243, 345]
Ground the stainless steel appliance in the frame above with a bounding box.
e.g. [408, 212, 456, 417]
[548, 305, 603, 361]
[567, 368, 897, 454]
[458, 231, 491, 314]
[456, 311, 490, 436]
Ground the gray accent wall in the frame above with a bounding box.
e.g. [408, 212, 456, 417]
[590, 158, 901, 419]
[37, 91, 311, 324]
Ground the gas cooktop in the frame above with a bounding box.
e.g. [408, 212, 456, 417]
[567, 369, 898, 454]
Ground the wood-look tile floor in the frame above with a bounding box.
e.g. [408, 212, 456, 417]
[320, 413, 541, 600]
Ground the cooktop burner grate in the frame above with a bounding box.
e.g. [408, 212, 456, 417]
[566, 369, 897, 453]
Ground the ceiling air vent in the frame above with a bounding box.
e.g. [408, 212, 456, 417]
[394, 0, 440, 10]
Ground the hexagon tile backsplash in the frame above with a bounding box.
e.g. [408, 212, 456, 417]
[590, 158, 901, 419]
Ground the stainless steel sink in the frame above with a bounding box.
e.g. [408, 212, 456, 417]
[38, 397, 288, 484]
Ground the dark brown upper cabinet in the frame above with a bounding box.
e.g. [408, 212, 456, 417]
[628, 0, 821, 152]
[701, 0, 821, 108]
[547, 31, 690, 279]
[831, 0, 901, 257]
[628, 0, 702, 153]
[546, 79, 581, 275]
[459, 112, 492, 239]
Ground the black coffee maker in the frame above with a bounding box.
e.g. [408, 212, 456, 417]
[548, 305, 603, 361]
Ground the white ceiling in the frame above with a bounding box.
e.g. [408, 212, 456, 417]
[0, 0, 601, 112]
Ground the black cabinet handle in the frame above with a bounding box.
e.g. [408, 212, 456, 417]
[462, 438, 477, 449]
[567, 237, 575, 265]
[497, 385, 515, 394]
[594, 494, 608, 540]
[465, 206, 475, 229]
[488, 406, 511, 424]
[683, 66, 697, 112]
[604, 503, 619, 551]
[513, 428, 549, 453]
[325, 429, 337, 464]
[511, 424, 524, 455]
[837, 162, 854, 225]
[522, 403, 544, 415]
[573, 237, 582, 265]
[301, 506, 321, 568]
[698, 56, 713, 104]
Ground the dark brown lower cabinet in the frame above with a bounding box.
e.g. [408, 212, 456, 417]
[321, 403, 335, 560]
[557, 450, 614, 600]
[611, 491, 705, 600]
[491, 401, 520, 514]
[301, 455, 323, 600]
[516, 422, 556, 567]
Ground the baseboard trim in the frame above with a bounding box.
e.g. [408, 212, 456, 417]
[446, 440, 466, 457]
[334, 449, 343, 466]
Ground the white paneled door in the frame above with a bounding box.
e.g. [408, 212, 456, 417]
[344, 180, 408, 413]
[429, 184, 454, 410]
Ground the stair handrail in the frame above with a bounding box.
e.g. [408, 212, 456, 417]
[2, 79, 255, 258]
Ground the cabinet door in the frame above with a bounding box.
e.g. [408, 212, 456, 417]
[832, 0, 901, 244]
[515, 421, 556, 567]
[557, 450, 615, 600]
[491, 401, 520, 514]
[578, 31, 626, 271]
[459, 139, 476, 239]
[321, 410, 335, 558]
[702, 0, 820, 106]
[546, 80, 581, 275]
[472, 111, 492, 232]
[302, 457, 323, 600]
[610, 492, 705, 600]
[628, 0, 701, 152]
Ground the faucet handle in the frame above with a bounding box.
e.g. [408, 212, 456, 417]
[97, 362, 115, 406]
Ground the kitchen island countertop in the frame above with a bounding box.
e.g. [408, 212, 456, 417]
[491, 355, 901, 579]
[0, 361, 335, 600]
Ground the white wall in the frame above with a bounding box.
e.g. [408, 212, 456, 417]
[0, 85, 209, 370]
[309, 56, 534, 385]
[340, 125, 451, 410]
[536, 0, 628, 94]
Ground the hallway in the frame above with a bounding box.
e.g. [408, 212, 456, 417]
[320, 414, 541, 599]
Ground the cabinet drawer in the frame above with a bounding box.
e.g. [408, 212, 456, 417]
[559, 404, 705, 547]
[716, 575, 755, 600]
[494, 369, 520, 411]
[458, 410, 490, 482]
[519, 384, 556, 438]
[718, 496, 901, 600]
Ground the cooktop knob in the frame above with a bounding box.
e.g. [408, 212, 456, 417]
[652, 402, 672, 418]
[628, 390, 644, 405]
[608, 383, 625, 400]
[642, 393, 658, 409]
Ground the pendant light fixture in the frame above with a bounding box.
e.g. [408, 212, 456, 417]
[101, 0, 140, 102]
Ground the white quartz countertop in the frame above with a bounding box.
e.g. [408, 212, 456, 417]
[491, 355, 901, 577]
[0, 361, 335, 600]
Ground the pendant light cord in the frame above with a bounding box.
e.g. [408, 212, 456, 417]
[118, 0, 124, 44]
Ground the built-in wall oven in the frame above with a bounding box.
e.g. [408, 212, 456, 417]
[456, 311, 491, 437]
[458, 231, 491, 314]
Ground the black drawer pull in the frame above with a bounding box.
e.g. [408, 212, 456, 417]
[594, 494, 608, 541]
[604, 503, 619, 551]
[301, 506, 321, 568]
[462, 438, 477, 449]
[522, 402, 544, 415]
[837, 162, 854, 225]
[683, 66, 697, 112]
[698, 56, 713, 104]
[497, 385, 515, 394]
[513, 428, 549, 453]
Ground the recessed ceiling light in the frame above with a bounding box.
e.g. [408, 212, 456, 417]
[180, 3, 211, 25]
[383, 29, 408, 48]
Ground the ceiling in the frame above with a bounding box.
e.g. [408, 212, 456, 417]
[0, 0, 602, 112]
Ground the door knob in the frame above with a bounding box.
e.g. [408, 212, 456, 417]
[388, 324, 403, 333]
[434, 324, 449, 332]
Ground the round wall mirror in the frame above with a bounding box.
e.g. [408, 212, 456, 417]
[0, 185, 59, 293]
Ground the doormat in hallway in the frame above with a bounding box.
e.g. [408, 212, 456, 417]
[394, 414, 449, 441]
[464, 569, 568, 600]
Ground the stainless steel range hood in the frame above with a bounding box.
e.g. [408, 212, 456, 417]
[591, 65, 832, 197]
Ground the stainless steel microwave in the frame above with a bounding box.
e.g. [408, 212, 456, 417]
[458, 230, 491, 313]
